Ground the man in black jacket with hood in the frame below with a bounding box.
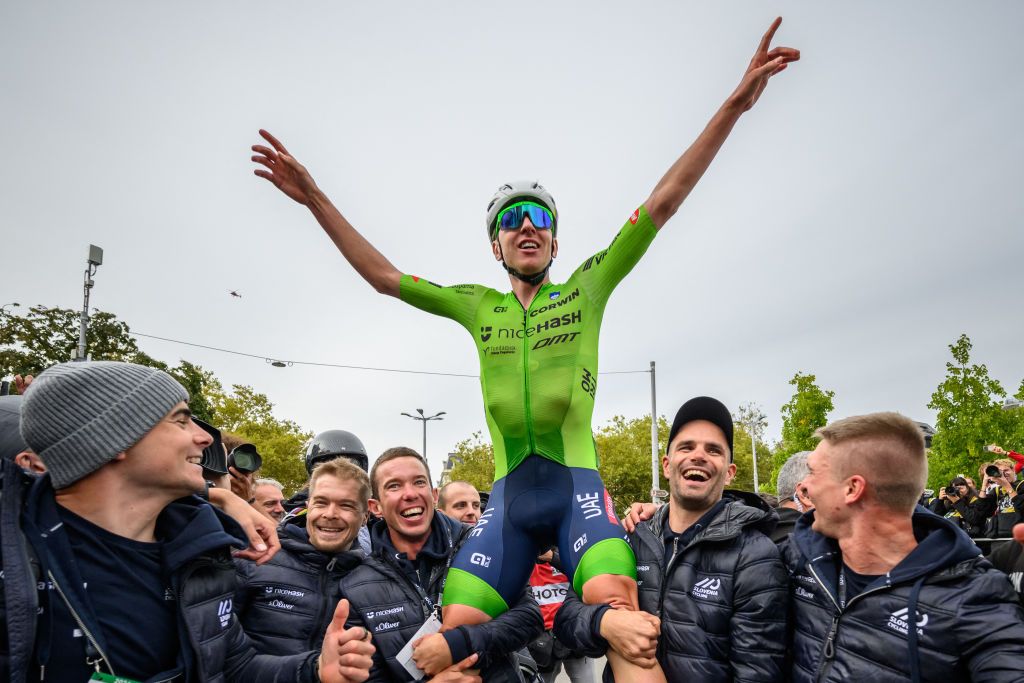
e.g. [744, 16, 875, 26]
[1, 361, 373, 683]
[784, 411, 1024, 683]
[237, 457, 370, 654]
[555, 396, 789, 682]
[340, 447, 543, 682]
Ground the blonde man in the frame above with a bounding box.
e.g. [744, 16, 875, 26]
[236, 459, 371, 656]
[782, 412, 1024, 682]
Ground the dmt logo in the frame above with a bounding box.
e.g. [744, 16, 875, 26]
[470, 552, 491, 568]
[573, 534, 588, 553]
[887, 608, 929, 636]
[480, 326, 492, 342]
[692, 577, 721, 599]
[217, 598, 233, 628]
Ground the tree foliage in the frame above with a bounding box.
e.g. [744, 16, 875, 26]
[210, 384, 312, 494]
[595, 414, 670, 515]
[926, 334, 1022, 489]
[730, 404, 774, 494]
[1, 305, 312, 493]
[447, 432, 496, 492]
[770, 372, 835, 489]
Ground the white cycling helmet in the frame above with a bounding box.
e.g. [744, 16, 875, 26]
[485, 181, 558, 241]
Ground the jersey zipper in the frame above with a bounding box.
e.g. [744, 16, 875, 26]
[516, 294, 537, 455]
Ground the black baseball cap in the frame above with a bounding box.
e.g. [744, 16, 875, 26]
[667, 396, 734, 461]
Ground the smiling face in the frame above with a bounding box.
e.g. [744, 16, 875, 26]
[306, 473, 364, 554]
[369, 455, 437, 547]
[663, 420, 735, 513]
[803, 442, 854, 538]
[492, 214, 558, 276]
[118, 401, 211, 500]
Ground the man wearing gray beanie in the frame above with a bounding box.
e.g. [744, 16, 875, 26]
[2, 361, 373, 683]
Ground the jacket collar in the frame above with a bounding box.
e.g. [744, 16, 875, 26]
[644, 490, 778, 546]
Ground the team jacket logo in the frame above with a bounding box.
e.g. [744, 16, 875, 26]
[887, 607, 928, 636]
[692, 577, 722, 599]
[217, 598, 233, 628]
[366, 605, 405, 620]
[480, 326, 492, 341]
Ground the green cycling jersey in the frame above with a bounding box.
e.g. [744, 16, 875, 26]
[400, 206, 658, 480]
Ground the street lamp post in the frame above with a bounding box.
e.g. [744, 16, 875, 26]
[401, 408, 446, 459]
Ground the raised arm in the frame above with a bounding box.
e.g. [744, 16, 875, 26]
[252, 129, 402, 297]
[644, 17, 799, 229]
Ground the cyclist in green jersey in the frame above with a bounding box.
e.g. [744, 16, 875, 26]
[252, 18, 798, 681]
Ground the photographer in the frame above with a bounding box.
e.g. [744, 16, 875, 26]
[976, 459, 1024, 542]
[930, 477, 986, 537]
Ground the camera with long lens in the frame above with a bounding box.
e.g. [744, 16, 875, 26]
[228, 443, 262, 474]
[985, 464, 1002, 478]
[192, 418, 227, 477]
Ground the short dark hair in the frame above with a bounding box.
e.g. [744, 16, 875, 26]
[370, 447, 432, 499]
[438, 480, 478, 509]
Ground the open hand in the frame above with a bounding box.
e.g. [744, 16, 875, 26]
[429, 653, 481, 682]
[207, 486, 280, 564]
[252, 129, 321, 205]
[623, 502, 658, 533]
[728, 17, 800, 112]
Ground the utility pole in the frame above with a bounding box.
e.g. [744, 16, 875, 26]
[649, 361, 666, 504]
[76, 245, 103, 361]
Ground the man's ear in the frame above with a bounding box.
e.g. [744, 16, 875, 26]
[368, 498, 382, 518]
[432, 487, 439, 507]
[723, 463, 738, 487]
[551, 237, 558, 260]
[846, 475, 868, 504]
[492, 239, 502, 262]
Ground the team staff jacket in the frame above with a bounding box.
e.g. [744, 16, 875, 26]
[235, 516, 364, 655]
[781, 507, 1024, 683]
[399, 207, 658, 480]
[339, 511, 543, 682]
[554, 491, 789, 682]
[0, 463, 318, 683]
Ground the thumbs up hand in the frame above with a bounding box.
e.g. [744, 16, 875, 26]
[317, 599, 375, 683]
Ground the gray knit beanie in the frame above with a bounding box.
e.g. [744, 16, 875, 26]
[20, 361, 189, 488]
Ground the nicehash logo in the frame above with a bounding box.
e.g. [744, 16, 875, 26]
[887, 607, 929, 637]
[691, 577, 721, 599]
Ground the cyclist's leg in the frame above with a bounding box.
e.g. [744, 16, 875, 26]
[442, 471, 542, 626]
[559, 467, 666, 682]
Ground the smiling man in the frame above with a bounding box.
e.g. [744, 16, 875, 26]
[555, 396, 788, 682]
[0, 360, 373, 683]
[340, 447, 542, 682]
[236, 459, 369, 655]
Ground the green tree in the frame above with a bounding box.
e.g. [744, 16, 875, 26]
[447, 432, 495, 491]
[927, 334, 1019, 489]
[770, 372, 835, 489]
[0, 305, 163, 377]
[595, 414, 670, 515]
[210, 384, 312, 495]
[730, 404, 773, 494]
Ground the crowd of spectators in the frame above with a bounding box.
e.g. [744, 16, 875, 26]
[2, 359, 1023, 682]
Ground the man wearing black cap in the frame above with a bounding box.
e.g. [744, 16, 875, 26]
[554, 396, 788, 682]
[0, 360, 374, 683]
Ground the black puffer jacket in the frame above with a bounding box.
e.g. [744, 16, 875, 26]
[781, 507, 1024, 683]
[235, 516, 364, 655]
[339, 511, 543, 682]
[0, 468, 318, 683]
[554, 491, 788, 682]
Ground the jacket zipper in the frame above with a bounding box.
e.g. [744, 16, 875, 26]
[47, 569, 115, 677]
[807, 562, 891, 682]
[313, 557, 338, 649]
[655, 537, 680, 618]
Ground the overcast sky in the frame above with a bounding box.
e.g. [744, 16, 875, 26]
[3, 2, 1022, 484]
